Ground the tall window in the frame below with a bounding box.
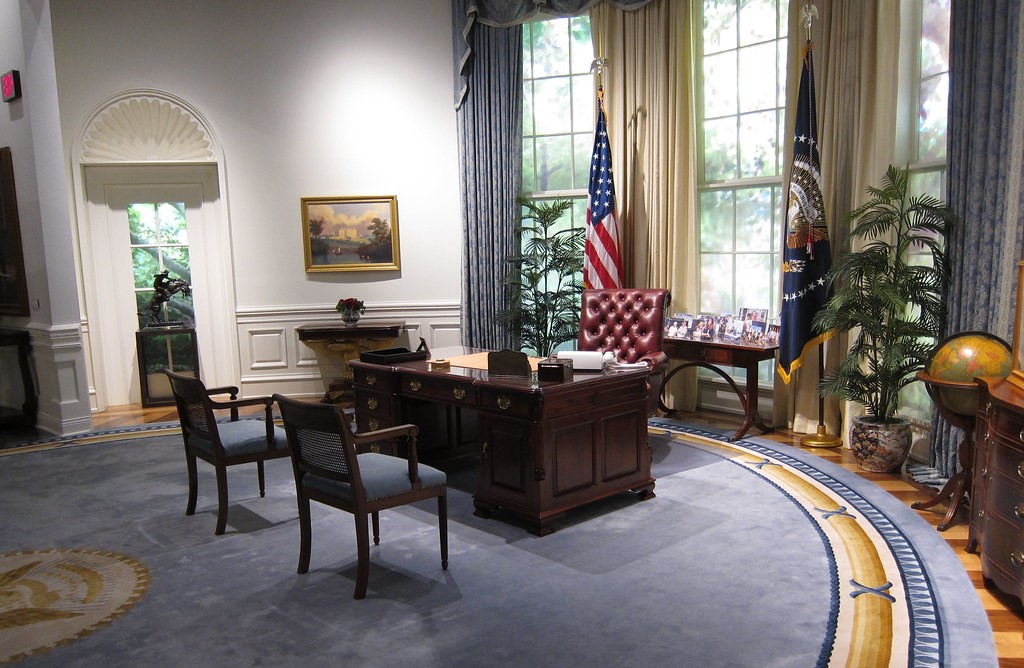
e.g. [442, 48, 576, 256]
[697, 0, 788, 323]
[522, 17, 595, 227]
[129, 202, 192, 327]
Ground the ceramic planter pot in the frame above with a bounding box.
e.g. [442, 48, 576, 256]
[849, 415, 913, 473]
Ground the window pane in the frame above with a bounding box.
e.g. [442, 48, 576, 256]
[704, 118, 738, 181]
[531, 18, 570, 77]
[157, 203, 187, 244]
[739, 42, 777, 112]
[535, 135, 573, 191]
[523, 81, 535, 136]
[522, 25, 534, 80]
[572, 74, 594, 131]
[700, 190, 734, 251]
[700, 253, 734, 311]
[921, 0, 950, 77]
[703, 0, 737, 54]
[129, 203, 157, 244]
[133, 249, 160, 288]
[735, 187, 773, 251]
[574, 133, 591, 189]
[735, 252, 772, 305]
[739, 110, 778, 177]
[703, 52, 737, 117]
[918, 73, 947, 161]
[522, 138, 537, 191]
[533, 78, 572, 135]
[739, 0, 777, 46]
[569, 16, 593, 74]
[162, 247, 191, 279]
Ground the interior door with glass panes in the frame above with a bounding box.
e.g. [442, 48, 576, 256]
[83, 166, 235, 409]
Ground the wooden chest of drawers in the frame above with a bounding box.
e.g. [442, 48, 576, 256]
[971, 377, 1024, 604]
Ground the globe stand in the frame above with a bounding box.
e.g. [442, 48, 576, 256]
[911, 370, 977, 531]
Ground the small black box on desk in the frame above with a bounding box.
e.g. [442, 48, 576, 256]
[537, 358, 573, 382]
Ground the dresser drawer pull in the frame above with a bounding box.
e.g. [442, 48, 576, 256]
[1019, 429, 1024, 444]
[453, 387, 466, 400]
[366, 373, 377, 386]
[1015, 503, 1024, 520]
[979, 509, 986, 519]
[1018, 463, 1024, 479]
[369, 418, 379, 431]
[497, 394, 511, 410]
[410, 379, 422, 392]
[1012, 551, 1024, 569]
[367, 397, 378, 410]
[981, 467, 988, 479]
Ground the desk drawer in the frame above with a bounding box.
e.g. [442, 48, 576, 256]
[477, 386, 535, 419]
[990, 406, 1024, 446]
[402, 374, 476, 407]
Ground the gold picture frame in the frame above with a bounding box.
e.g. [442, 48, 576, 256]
[301, 195, 400, 272]
[1011, 260, 1024, 390]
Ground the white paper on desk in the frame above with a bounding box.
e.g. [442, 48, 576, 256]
[604, 361, 651, 369]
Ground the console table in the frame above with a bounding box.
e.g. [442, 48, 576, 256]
[0, 328, 36, 427]
[351, 346, 655, 535]
[660, 337, 778, 440]
[296, 321, 404, 403]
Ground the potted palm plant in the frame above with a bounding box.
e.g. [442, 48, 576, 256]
[499, 197, 584, 357]
[812, 165, 957, 472]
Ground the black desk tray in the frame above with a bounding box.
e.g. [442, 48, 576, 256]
[360, 347, 429, 364]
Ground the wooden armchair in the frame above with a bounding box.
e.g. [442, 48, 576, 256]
[274, 394, 448, 600]
[578, 288, 671, 415]
[163, 369, 289, 535]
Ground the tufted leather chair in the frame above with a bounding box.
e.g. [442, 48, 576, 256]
[578, 288, 671, 415]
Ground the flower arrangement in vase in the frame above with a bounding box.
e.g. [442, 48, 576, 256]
[336, 297, 365, 324]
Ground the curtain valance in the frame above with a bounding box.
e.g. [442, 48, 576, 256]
[452, 0, 655, 107]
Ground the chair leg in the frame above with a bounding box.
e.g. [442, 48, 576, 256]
[371, 511, 380, 545]
[438, 494, 448, 570]
[257, 460, 266, 498]
[354, 512, 371, 600]
[296, 495, 312, 574]
[214, 466, 229, 535]
[185, 452, 199, 516]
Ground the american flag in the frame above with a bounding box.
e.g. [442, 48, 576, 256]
[584, 87, 623, 290]
[778, 43, 832, 384]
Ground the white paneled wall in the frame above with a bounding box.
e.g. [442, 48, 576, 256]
[235, 302, 461, 399]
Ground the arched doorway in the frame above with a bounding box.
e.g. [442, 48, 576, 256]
[73, 90, 238, 409]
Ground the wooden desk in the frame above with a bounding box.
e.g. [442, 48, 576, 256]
[0, 328, 35, 427]
[660, 337, 778, 440]
[351, 346, 654, 535]
[296, 321, 404, 402]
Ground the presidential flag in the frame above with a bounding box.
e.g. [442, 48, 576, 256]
[778, 43, 832, 384]
[584, 87, 623, 290]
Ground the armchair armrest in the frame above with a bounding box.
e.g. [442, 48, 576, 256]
[352, 424, 422, 484]
[204, 385, 240, 399]
[638, 350, 669, 373]
[208, 395, 275, 439]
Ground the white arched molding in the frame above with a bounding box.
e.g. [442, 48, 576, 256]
[77, 90, 220, 163]
[71, 89, 239, 410]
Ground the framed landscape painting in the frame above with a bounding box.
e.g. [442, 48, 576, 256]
[302, 195, 401, 272]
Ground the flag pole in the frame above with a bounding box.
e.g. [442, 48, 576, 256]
[794, 2, 841, 449]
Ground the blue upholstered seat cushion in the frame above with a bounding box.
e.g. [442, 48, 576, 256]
[302, 453, 446, 502]
[188, 420, 288, 457]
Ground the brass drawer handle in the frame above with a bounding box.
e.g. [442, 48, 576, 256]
[1019, 429, 1024, 443]
[979, 509, 986, 519]
[986, 401, 992, 412]
[369, 442, 381, 454]
[369, 418, 379, 431]
[1018, 463, 1024, 479]
[497, 394, 511, 410]
[981, 467, 988, 478]
[367, 397, 378, 410]
[366, 373, 377, 386]
[1016, 503, 1024, 520]
[1012, 551, 1024, 568]
[410, 379, 422, 392]
[481, 441, 488, 456]
[453, 387, 466, 400]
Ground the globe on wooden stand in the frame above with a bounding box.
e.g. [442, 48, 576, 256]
[913, 331, 1012, 530]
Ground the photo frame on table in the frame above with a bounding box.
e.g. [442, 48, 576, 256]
[0, 147, 30, 316]
[301, 195, 401, 272]
[1010, 260, 1024, 390]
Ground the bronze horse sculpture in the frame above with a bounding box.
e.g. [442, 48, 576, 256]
[140, 270, 192, 326]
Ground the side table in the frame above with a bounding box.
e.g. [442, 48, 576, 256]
[296, 321, 405, 403]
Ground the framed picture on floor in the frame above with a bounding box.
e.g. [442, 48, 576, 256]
[301, 195, 401, 272]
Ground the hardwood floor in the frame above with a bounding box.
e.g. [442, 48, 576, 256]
[74, 405, 1024, 665]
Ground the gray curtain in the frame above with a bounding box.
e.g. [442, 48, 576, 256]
[453, 0, 656, 349]
[457, 23, 523, 350]
[936, 0, 1024, 475]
